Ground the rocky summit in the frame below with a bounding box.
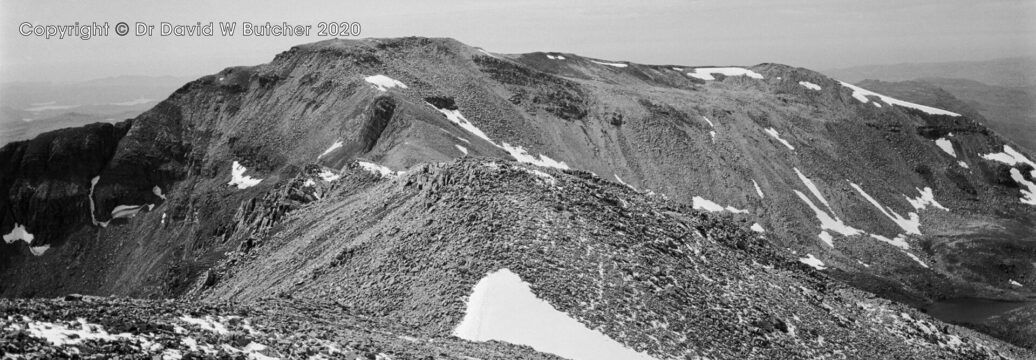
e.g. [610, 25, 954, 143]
[1, 37, 1035, 359]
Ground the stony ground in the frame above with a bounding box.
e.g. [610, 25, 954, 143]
[190, 158, 1032, 360]
[0, 295, 561, 359]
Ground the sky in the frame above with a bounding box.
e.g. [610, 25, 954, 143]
[1, 0, 1034, 83]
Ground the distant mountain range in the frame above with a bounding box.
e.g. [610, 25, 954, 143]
[0, 75, 194, 145]
[825, 57, 1036, 88]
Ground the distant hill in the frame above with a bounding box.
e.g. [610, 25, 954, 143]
[824, 57, 1036, 88]
[856, 78, 1035, 153]
[0, 75, 194, 145]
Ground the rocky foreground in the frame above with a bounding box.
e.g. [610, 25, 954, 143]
[3, 159, 1032, 359]
[0, 296, 561, 359]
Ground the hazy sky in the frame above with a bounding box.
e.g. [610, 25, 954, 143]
[2, 0, 1034, 82]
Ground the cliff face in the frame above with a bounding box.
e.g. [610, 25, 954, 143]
[1, 37, 1034, 354]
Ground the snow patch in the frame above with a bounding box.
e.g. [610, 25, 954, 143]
[958, 161, 970, 169]
[849, 182, 921, 235]
[430, 103, 568, 169]
[1010, 279, 1023, 287]
[869, 234, 911, 250]
[3, 223, 34, 245]
[478, 48, 500, 59]
[904, 252, 929, 268]
[701, 116, 715, 128]
[798, 254, 826, 270]
[434, 106, 494, 144]
[818, 231, 834, 247]
[153, 186, 167, 200]
[793, 190, 863, 241]
[454, 269, 658, 360]
[795, 168, 835, 215]
[981, 145, 1036, 169]
[89, 176, 106, 227]
[794, 169, 865, 242]
[456, 144, 469, 155]
[364, 75, 407, 92]
[17, 317, 145, 347]
[980, 145, 1036, 204]
[179, 315, 229, 335]
[838, 81, 960, 116]
[752, 180, 764, 198]
[687, 67, 764, 81]
[614, 174, 638, 191]
[764, 128, 794, 150]
[750, 223, 765, 233]
[904, 187, 948, 211]
[546, 54, 566, 60]
[3, 224, 44, 255]
[590, 60, 628, 68]
[798, 81, 821, 91]
[501, 143, 569, 170]
[111, 205, 145, 219]
[935, 138, 956, 157]
[228, 161, 262, 189]
[357, 161, 404, 178]
[523, 169, 557, 187]
[1009, 168, 1036, 205]
[692, 196, 749, 214]
[318, 140, 343, 159]
[318, 169, 341, 182]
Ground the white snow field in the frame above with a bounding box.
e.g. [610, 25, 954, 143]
[686, 67, 764, 81]
[590, 60, 628, 68]
[764, 128, 795, 150]
[798, 254, 826, 270]
[981, 145, 1036, 205]
[228, 161, 263, 189]
[3, 223, 47, 255]
[357, 161, 404, 178]
[692, 196, 749, 214]
[364, 75, 408, 92]
[431, 103, 569, 170]
[838, 82, 960, 116]
[454, 269, 658, 360]
[318, 140, 343, 159]
[849, 182, 921, 235]
[751, 223, 765, 233]
[935, 138, 956, 157]
[798, 81, 821, 91]
[904, 187, 948, 211]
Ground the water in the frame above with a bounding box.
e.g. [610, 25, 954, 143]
[924, 297, 1036, 325]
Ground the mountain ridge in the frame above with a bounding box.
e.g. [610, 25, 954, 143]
[2, 36, 1035, 357]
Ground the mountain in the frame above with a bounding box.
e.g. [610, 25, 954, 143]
[2, 37, 1035, 357]
[856, 78, 1036, 154]
[824, 57, 1036, 88]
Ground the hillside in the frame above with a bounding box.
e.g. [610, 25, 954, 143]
[2, 37, 1035, 357]
[856, 78, 1036, 153]
[2, 159, 1029, 359]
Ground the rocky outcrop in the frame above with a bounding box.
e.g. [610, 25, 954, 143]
[1, 121, 130, 253]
